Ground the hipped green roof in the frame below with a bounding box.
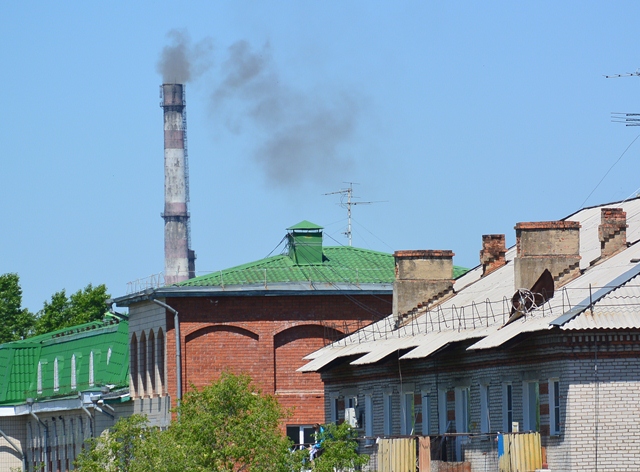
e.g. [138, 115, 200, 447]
[177, 246, 469, 287]
[0, 315, 129, 405]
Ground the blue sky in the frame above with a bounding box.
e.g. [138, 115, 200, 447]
[2, 1, 640, 312]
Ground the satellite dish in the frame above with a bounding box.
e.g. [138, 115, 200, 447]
[506, 269, 554, 325]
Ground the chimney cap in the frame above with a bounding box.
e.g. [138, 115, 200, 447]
[394, 250, 454, 259]
[515, 221, 580, 230]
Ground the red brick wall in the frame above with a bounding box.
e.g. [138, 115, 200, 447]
[163, 293, 391, 426]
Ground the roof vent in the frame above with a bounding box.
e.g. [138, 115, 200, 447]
[287, 221, 324, 265]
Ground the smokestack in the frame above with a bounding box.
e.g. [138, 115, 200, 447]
[161, 83, 196, 285]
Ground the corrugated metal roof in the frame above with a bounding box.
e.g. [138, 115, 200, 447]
[0, 315, 129, 405]
[300, 197, 640, 372]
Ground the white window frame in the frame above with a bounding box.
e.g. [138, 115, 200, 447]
[89, 351, 95, 387]
[421, 392, 431, 435]
[549, 379, 561, 435]
[438, 388, 448, 434]
[479, 383, 490, 434]
[503, 383, 513, 432]
[383, 392, 393, 436]
[53, 358, 59, 392]
[37, 361, 43, 394]
[523, 381, 540, 432]
[400, 391, 414, 435]
[71, 354, 77, 390]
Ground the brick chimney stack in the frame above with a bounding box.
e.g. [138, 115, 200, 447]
[393, 250, 454, 323]
[514, 221, 581, 290]
[599, 208, 627, 258]
[480, 234, 506, 276]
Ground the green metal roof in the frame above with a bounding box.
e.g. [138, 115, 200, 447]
[0, 315, 129, 405]
[177, 246, 470, 288]
[287, 220, 324, 231]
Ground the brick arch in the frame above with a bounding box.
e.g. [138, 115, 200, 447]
[184, 325, 260, 391]
[273, 324, 343, 394]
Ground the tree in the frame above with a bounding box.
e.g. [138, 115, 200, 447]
[288, 422, 370, 472]
[0, 273, 34, 343]
[76, 372, 293, 472]
[35, 283, 110, 335]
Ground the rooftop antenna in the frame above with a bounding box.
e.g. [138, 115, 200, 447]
[324, 183, 380, 246]
[605, 69, 640, 126]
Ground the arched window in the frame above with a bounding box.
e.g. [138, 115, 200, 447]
[157, 329, 165, 395]
[37, 361, 43, 394]
[89, 351, 95, 387]
[130, 334, 138, 397]
[140, 332, 147, 396]
[148, 330, 156, 395]
[53, 358, 59, 392]
[71, 354, 77, 390]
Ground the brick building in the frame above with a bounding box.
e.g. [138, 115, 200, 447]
[113, 222, 467, 446]
[302, 199, 640, 471]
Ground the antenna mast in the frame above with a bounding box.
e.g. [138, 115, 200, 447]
[324, 183, 375, 246]
[606, 69, 640, 126]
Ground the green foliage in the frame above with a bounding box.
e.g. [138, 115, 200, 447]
[293, 422, 370, 472]
[0, 273, 34, 343]
[35, 283, 110, 335]
[74, 414, 150, 472]
[76, 373, 293, 472]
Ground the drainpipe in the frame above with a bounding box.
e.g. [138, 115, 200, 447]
[151, 299, 182, 416]
[0, 426, 26, 471]
[28, 400, 49, 472]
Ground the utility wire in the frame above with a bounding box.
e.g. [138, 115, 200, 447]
[581, 134, 640, 208]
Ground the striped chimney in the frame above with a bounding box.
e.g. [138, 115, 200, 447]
[161, 83, 196, 285]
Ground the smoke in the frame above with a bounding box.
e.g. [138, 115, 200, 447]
[212, 40, 362, 187]
[157, 29, 213, 83]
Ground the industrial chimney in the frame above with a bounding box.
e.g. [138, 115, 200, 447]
[160, 83, 196, 285]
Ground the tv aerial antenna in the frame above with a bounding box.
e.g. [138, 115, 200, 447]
[324, 183, 382, 246]
[605, 69, 640, 126]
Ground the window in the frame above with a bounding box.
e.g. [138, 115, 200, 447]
[383, 393, 393, 435]
[421, 392, 431, 435]
[286, 425, 315, 449]
[365, 394, 373, 439]
[523, 381, 540, 431]
[345, 396, 358, 427]
[53, 358, 59, 392]
[330, 394, 339, 423]
[503, 383, 513, 432]
[455, 387, 470, 433]
[479, 384, 490, 433]
[549, 379, 561, 435]
[37, 361, 43, 394]
[89, 351, 95, 387]
[438, 388, 448, 433]
[401, 392, 414, 435]
[71, 354, 77, 390]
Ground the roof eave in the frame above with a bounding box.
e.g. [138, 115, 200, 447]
[114, 283, 393, 307]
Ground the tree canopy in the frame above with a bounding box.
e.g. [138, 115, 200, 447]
[76, 372, 293, 472]
[0, 273, 35, 343]
[0, 273, 111, 342]
[34, 283, 110, 335]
